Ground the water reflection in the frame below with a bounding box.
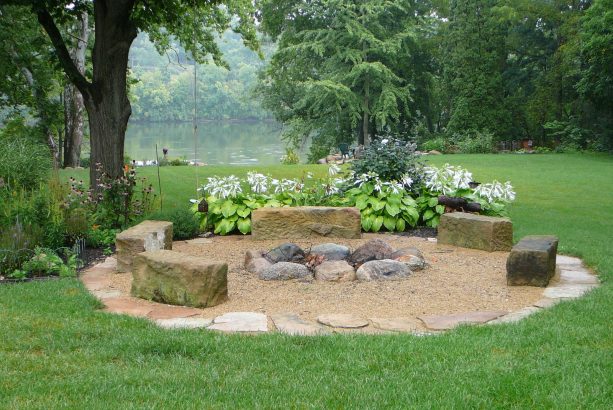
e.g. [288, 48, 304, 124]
[125, 121, 288, 165]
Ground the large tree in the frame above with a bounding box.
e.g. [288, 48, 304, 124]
[0, 0, 259, 183]
[257, 0, 432, 151]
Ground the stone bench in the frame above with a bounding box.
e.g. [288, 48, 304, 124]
[132, 250, 228, 308]
[507, 235, 558, 287]
[115, 220, 173, 272]
[438, 212, 513, 252]
[251, 206, 361, 240]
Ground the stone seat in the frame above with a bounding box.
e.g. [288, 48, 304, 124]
[132, 250, 228, 308]
[437, 212, 513, 252]
[115, 220, 173, 272]
[507, 235, 559, 287]
[251, 206, 361, 240]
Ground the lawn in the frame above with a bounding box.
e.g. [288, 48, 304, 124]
[2, 153, 612, 408]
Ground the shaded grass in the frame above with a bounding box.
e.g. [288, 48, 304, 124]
[2, 153, 611, 408]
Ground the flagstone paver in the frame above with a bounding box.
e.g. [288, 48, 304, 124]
[102, 297, 155, 317]
[533, 298, 561, 309]
[369, 317, 420, 332]
[271, 313, 330, 335]
[208, 312, 268, 332]
[543, 283, 598, 299]
[317, 314, 369, 328]
[418, 311, 508, 330]
[488, 306, 541, 324]
[147, 305, 203, 320]
[559, 269, 599, 284]
[155, 318, 213, 329]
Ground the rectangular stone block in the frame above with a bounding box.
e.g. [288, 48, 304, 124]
[438, 212, 512, 252]
[251, 206, 361, 240]
[132, 250, 228, 308]
[507, 235, 558, 287]
[116, 220, 173, 272]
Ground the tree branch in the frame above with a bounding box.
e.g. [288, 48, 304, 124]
[35, 7, 92, 97]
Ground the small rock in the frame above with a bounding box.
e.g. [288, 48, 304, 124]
[310, 243, 351, 261]
[245, 257, 273, 275]
[370, 317, 419, 332]
[208, 312, 268, 332]
[259, 262, 312, 281]
[418, 311, 507, 330]
[391, 247, 426, 271]
[356, 259, 411, 281]
[428, 150, 442, 155]
[317, 313, 369, 328]
[265, 243, 305, 263]
[317, 158, 327, 164]
[271, 313, 330, 335]
[244, 249, 265, 267]
[314, 260, 356, 282]
[348, 239, 394, 266]
[155, 317, 212, 329]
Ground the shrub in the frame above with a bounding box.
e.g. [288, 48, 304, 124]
[280, 147, 300, 165]
[307, 135, 333, 163]
[0, 117, 52, 190]
[148, 207, 200, 240]
[351, 137, 424, 186]
[449, 130, 495, 153]
[421, 136, 448, 153]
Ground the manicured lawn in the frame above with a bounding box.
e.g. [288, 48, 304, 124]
[2, 153, 612, 408]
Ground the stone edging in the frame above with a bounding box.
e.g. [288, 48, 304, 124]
[80, 254, 600, 335]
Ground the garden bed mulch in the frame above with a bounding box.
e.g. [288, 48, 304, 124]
[104, 232, 544, 324]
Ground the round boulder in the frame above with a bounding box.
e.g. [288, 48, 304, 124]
[259, 262, 312, 281]
[310, 243, 351, 261]
[348, 239, 394, 266]
[390, 247, 426, 271]
[265, 243, 305, 263]
[356, 259, 412, 281]
[314, 260, 356, 282]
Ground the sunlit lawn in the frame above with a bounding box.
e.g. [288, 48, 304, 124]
[2, 153, 611, 408]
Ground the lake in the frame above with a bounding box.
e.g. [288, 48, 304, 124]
[124, 121, 295, 165]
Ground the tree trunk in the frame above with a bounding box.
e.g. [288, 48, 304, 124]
[84, 2, 137, 184]
[64, 12, 89, 168]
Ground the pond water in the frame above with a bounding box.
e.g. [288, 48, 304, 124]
[124, 121, 294, 165]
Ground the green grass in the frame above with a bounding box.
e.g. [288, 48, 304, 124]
[3, 153, 612, 408]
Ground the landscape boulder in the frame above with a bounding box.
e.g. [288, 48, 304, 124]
[259, 262, 312, 281]
[507, 235, 559, 287]
[391, 247, 426, 271]
[116, 220, 173, 272]
[314, 260, 356, 282]
[356, 259, 412, 281]
[251, 207, 361, 240]
[348, 239, 394, 266]
[437, 212, 512, 252]
[131, 250, 227, 308]
[310, 243, 351, 261]
[265, 243, 305, 263]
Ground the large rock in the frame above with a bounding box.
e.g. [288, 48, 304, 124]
[116, 220, 173, 272]
[244, 249, 273, 274]
[438, 212, 512, 252]
[356, 259, 411, 281]
[131, 250, 227, 308]
[349, 239, 394, 266]
[259, 262, 312, 281]
[265, 243, 305, 263]
[310, 243, 351, 261]
[390, 247, 426, 271]
[251, 207, 361, 240]
[314, 260, 356, 282]
[506, 235, 558, 287]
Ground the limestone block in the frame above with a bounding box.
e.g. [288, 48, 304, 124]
[438, 212, 512, 252]
[506, 235, 559, 287]
[131, 250, 227, 308]
[116, 220, 173, 272]
[251, 207, 361, 240]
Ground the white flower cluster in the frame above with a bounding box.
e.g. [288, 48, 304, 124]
[200, 175, 242, 199]
[474, 180, 516, 203]
[352, 171, 407, 194]
[246, 172, 269, 194]
[271, 178, 303, 193]
[423, 164, 473, 195]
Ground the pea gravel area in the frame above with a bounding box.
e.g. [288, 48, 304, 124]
[109, 233, 544, 323]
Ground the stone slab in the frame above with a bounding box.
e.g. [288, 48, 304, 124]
[208, 312, 268, 332]
[102, 297, 154, 317]
[556, 255, 583, 268]
[132, 250, 227, 308]
[507, 235, 558, 287]
[147, 305, 203, 320]
[559, 269, 599, 285]
[317, 313, 369, 328]
[155, 318, 212, 329]
[533, 298, 561, 309]
[418, 311, 508, 330]
[251, 207, 361, 240]
[543, 283, 598, 299]
[369, 317, 419, 333]
[271, 313, 331, 335]
[488, 307, 541, 324]
[116, 220, 173, 272]
[438, 212, 512, 252]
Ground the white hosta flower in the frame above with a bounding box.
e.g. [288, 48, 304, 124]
[354, 171, 379, 188]
[325, 184, 340, 195]
[383, 181, 404, 195]
[328, 163, 341, 176]
[272, 178, 303, 193]
[247, 172, 269, 194]
[306, 172, 314, 179]
[401, 173, 414, 188]
[475, 180, 516, 203]
[373, 177, 384, 192]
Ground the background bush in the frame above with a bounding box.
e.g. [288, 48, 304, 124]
[147, 207, 200, 240]
[449, 130, 495, 153]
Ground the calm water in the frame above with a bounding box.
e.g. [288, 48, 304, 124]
[124, 121, 291, 165]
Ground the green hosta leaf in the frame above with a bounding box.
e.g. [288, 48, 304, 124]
[423, 209, 435, 221]
[372, 215, 384, 232]
[385, 203, 400, 217]
[237, 217, 251, 234]
[428, 215, 440, 228]
[403, 207, 419, 226]
[361, 214, 374, 231]
[435, 204, 445, 214]
[383, 215, 397, 231]
[387, 195, 401, 206]
[370, 197, 385, 211]
[237, 206, 251, 218]
[355, 195, 370, 210]
[243, 200, 260, 209]
[402, 196, 417, 207]
[395, 218, 406, 232]
[428, 197, 439, 207]
[221, 201, 237, 218]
